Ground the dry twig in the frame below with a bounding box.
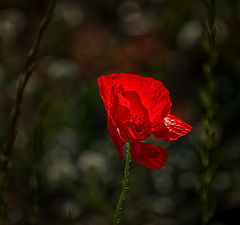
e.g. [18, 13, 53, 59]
[0, 0, 57, 222]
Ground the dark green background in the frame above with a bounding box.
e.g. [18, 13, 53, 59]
[0, 0, 239, 224]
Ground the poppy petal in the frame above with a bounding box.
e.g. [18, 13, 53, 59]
[122, 91, 151, 141]
[111, 93, 130, 129]
[107, 73, 172, 127]
[107, 116, 125, 159]
[153, 114, 193, 141]
[130, 142, 168, 170]
[110, 92, 132, 141]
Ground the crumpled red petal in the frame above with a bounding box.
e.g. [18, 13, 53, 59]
[107, 116, 125, 159]
[110, 91, 130, 138]
[152, 114, 193, 141]
[107, 73, 172, 127]
[130, 142, 168, 170]
[122, 91, 151, 141]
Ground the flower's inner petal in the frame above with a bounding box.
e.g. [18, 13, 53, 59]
[130, 142, 168, 170]
[107, 116, 125, 159]
[122, 91, 151, 141]
[111, 91, 130, 128]
[152, 114, 193, 141]
[110, 92, 132, 141]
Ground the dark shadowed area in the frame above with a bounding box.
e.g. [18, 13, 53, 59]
[0, 0, 239, 225]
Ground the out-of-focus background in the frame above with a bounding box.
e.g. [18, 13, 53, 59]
[0, 0, 239, 225]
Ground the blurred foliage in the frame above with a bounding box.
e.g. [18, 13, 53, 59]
[0, 0, 240, 225]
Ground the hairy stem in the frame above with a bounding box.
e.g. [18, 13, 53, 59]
[0, 0, 57, 223]
[113, 142, 131, 225]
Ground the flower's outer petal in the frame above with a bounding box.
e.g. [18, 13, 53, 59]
[107, 116, 125, 159]
[130, 142, 167, 170]
[98, 75, 131, 139]
[107, 73, 172, 127]
[152, 114, 193, 141]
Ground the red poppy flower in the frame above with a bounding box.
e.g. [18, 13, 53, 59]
[98, 73, 193, 170]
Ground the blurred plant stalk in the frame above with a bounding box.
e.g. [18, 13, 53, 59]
[0, 1, 57, 224]
[197, 0, 218, 225]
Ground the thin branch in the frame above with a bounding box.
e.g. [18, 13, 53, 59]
[2, 0, 57, 166]
[0, 0, 57, 222]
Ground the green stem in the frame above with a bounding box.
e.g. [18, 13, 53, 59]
[113, 142, 131, 225]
